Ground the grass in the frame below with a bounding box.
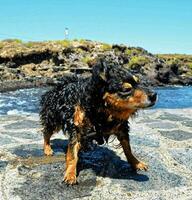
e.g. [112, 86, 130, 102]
[0, 42, 3, 49]
[101, 43, 112, 51]
[24, 42, 35, 48]
[128, 56, 150, 68]
[81, 56, 92, 64]
[79, 39, 90, 45]
[56, 40, 71, 47]
[187, 63, 192, 69]
[13, 39, 23, 44]
[125, 48, 141, 56]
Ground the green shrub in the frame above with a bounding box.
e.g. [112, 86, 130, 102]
[79, 39, 89, 45]
[14, 39, 23, 43]
[56, 40, 71, 47]
[128, 56, 150, 68]
[24, 42, 34, 48]
[0, 42, 3, 49]
[76, 48, 84, 54]
[125, 48, 142, 56]
[101, 43, 112, 51]
[81, 56, 92, 64]
[187, 63, 192, 69]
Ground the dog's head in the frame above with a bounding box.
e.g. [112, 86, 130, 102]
[92, 58, 157, 112]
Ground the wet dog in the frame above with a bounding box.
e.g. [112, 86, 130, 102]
[40, 58, 157, 185]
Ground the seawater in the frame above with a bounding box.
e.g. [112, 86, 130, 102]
[0, 86, 191, 115]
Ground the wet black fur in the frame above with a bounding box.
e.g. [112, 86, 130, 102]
[40, 58, 142, 147]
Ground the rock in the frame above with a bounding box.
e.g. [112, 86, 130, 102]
[112, 44, 127, 52]
[77, 44, 90, 52]
[6, 61, 17, 68]
[156, 69, 170, 84]
[62, 47, 75, 56]
[159, 130, 192, 141]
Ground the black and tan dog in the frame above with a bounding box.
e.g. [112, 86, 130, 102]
[40, 58, 157, 185]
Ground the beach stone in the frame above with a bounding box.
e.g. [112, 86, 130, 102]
[0, 161, 8, 172]
[1, 130, 42, 140]
[159, 130, 192, 141]
[9, 144, 44, 158]
[159, 112, 190, 121]
[0, 115, 26, 122]
[4, 120, 40, 130]
[170, 149, 192, 171]
[0, 136, 17, 146]
[181, 120, 192, 128]
[147, 121, 177, 129]
[0, 109, 192, 200]
[131, 135, 159, 147]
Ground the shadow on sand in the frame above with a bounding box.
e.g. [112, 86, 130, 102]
[51, 138, 149, 182]
[13, 138, 149, 200]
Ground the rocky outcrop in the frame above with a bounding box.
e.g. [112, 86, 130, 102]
[0, 109, 192, 199]
[0, 39, 192, 91]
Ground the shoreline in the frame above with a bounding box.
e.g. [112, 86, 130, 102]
[0, 79, 53, 93]
[0, 78, 191, 93]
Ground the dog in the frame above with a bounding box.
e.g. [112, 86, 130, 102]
[40, 57, 157, 185]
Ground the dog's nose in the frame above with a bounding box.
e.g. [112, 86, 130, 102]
[149, 92, 157, 102]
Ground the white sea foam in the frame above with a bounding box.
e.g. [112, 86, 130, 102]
[7, 109, 31, 116]
[7, 109, 20, 115]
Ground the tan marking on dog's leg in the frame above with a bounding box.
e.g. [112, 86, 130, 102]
[64, 142, 81, 185]
[120, 138, 148, 171]
[43, 133, 53, 156]
[74, 105, 85, 126]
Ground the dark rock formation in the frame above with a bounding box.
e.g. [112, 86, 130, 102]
[0, 39, 191, 91]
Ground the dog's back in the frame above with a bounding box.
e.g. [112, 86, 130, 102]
[40, 74, 79, 103]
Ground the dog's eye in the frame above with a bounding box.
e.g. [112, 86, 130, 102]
[121, 82, 132, 93]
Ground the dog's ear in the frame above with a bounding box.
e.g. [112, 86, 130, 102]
[92, 59, 108, 82]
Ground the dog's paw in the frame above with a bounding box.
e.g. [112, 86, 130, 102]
[133, 161, 148, 171]
[44, 146, 53, 156]
[63, 173, 77, 185]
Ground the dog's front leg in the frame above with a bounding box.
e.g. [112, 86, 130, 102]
[117, 134, 148, 171]
[63, 105, 85, 185]
[64, 138, 81, 185]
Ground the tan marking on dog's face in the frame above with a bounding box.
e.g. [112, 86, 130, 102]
[74, 105, 85, 126]
[128, 89, 149, 108]
[103, 89, 149, 112]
